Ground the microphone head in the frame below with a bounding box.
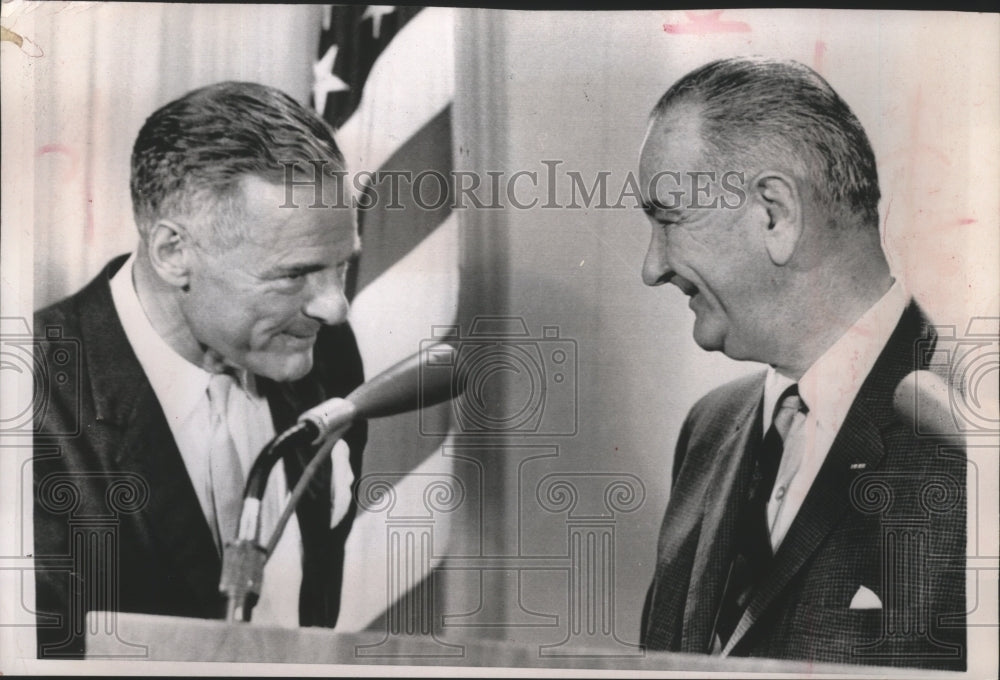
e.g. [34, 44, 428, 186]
[893, 370, 962, 437]
[347, 341, 462, 419]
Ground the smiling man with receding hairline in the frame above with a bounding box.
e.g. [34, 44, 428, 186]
[636, 57, 966, 670]
[33, 82, 367, 658]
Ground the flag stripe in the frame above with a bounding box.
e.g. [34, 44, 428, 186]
[337, 435, 457, 632]
[335, 7, 454, 185]
[348, 105, 454, 297]
[351, 212, 461, 378]
[320, 5, 459, 631]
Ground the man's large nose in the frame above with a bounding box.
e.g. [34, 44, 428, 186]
[642, 228, 672, 286]
[304, 270, 349, 325]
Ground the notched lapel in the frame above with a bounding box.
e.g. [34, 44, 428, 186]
[77, 256, 147, 427]
[76, 259, 222, 608]
[723, 302, 930, 654]
[113, 383, 223, 606]
[261, 374, 322, 434]
[261, 374, 329, 500]
[723, 401, 885, 654]
[681, 396, 762, 653]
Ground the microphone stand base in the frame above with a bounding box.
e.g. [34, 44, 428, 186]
[220, 539, 266, 622]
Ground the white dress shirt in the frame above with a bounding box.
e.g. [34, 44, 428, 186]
[762, 280, 909, 551]
[110, 254, 355, 627]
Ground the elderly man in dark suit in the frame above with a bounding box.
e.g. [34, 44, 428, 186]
[33, 82, 367, 658]
[637, 58, 966, 670]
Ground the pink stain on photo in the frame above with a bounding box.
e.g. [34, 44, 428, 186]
[813, 40, 827, 74]
[35, 143, 94, 242]
[663, 11, 751, 35]
[35, 143, 80, 181]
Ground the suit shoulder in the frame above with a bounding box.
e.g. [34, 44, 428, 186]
[34, 293, 80, 336]
[34, 256, 127, 339]
[686, 370, 766, 427]
[668, 370, 764, 489]
[33, 291, 87, 376]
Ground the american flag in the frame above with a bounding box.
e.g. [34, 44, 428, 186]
[312, 5, 459, 631]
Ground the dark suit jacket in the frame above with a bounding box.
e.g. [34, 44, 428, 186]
[33, 255, 368, 658]
[640, 302, 966, 670]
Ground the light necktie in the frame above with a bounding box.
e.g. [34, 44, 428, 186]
[207, 373, 245, 552]
[714, 384, 808, 647]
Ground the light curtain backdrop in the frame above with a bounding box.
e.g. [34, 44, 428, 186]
[12, 3, 321, 310]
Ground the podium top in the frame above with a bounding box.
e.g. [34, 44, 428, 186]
[84, 611, 958, 676]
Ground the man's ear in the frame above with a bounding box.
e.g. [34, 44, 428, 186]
[751, 171, 802, 266]
[146, 219, 194, 291]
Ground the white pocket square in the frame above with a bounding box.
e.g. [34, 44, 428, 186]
[849, 585, 882, 610]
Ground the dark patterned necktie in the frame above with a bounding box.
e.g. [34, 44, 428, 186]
[714, 384, 806, 647]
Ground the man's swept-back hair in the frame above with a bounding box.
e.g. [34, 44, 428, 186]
[130, 81, 345, 247]
[652, 57, 880, 229]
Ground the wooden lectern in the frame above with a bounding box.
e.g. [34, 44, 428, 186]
[84, 611, 950, 675]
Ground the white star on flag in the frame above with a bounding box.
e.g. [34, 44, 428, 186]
[312, 44, 350, 117]
[361, 5, 396, 40]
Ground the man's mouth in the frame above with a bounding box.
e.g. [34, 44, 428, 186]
[672, 278, 698, 297]
[280, 330, 318, 347]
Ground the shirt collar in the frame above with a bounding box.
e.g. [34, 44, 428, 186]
[764, 280, 909, 432]
[109, 253, 256, 424]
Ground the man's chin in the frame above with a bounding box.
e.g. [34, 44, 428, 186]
[692, 326, 760, 363]
[249, 351, 315, 383]
[691, 321, 727, 354]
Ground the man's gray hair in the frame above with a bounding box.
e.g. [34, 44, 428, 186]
[130, 81, 347, 248]
[653, 57, 880, 229]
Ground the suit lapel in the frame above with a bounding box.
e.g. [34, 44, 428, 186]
[722, 395, 885, 654]
[79, 258, 223, 610]
[680, 392, 762, 652]
[112, 385, 224, 605]
[723, 302, 932, 653]
[77, 259, 361, 627]
[260, 365, 338, 626]
[74, 258, 362, 625]
[260, 374, 332, 520]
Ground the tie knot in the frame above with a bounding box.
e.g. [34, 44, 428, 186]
[771, 384, 807, 441]
[776, 383, 806, 411]
[207, 373, 237, 416]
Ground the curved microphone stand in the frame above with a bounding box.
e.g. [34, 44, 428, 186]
[220, 342, 460, 622]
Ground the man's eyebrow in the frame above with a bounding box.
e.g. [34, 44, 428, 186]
[264, 262, 328, 278]
[263, 245, 361, 277]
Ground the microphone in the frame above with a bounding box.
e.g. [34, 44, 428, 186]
[299, 340, 459, 442]
[221, 341, 461, 622]
[893, 370, 963, 437]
